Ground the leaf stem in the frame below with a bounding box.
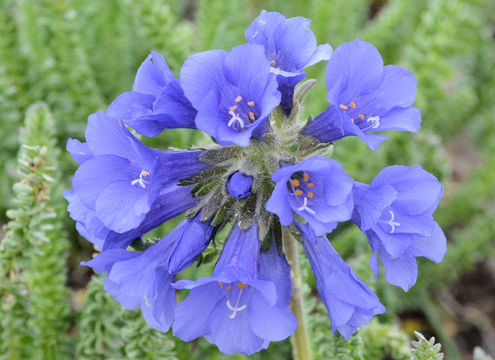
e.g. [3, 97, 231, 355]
[282, 227, 313, 360]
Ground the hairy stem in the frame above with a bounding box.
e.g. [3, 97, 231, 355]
[282, 227, 313, 360]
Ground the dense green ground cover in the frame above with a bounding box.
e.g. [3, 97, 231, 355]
[0, 0, 494, 358]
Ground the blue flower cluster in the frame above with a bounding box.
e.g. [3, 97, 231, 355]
[66, 10, 446, 355]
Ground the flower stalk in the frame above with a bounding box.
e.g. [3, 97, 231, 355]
[282, 227, 313, 360]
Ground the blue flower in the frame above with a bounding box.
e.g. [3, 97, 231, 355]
[82, 213, 215, 332]
[245, 10, 332, 115]
[68, 111, 207, 235]
[352, 165, 446, 291]
[297, 222, 385, 338]
[173, 223, 296, 355]
[303, 39, 421, 150]
[226, 172, 253, 199]
[107, 51, 197, 137]
[180, 44, 281, 147]
[266, 156, 354, 236]
[64, 182, 198, 250]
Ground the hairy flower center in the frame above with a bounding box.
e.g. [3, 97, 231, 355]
[288, 172, 316, 215]
[227, 96, 257, 131]
[131, 170, 151, 189]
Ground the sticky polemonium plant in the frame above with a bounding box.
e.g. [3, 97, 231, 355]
[66, 10, 446, 357]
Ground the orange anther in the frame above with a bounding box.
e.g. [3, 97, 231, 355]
[340, 104, 348, 110]
[308, 191, 314, 199]
[235, 96, 242, 102]
[359, 114, 364, 120]
[218, 281, 223, 288]
[249, 111, 255, 120]
[270, 60, 276, 66]
[237, 283, 247, 289]
[295, 189, 303, 196]
[247, 101, 255, 106]
[351, 118, 355, 123]
[350, 101, 356, 108]
[307, 183, 315, 188]
[230, 105, 237, 111]
[291, 179, 300, 187]
[226, 285, 232, 290]
[303, 173, 309, 182]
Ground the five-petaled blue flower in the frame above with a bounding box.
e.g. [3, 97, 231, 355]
[245, 10, 332, 115]
[180, 44, 281, 147]
[352, 165, 447, 291]
[303, 39, 421, 150]
[107, 51, 197, 137]
[66, 9, 446, 356]
[266, 156, 354, 236]
[173, 224, 296, 355]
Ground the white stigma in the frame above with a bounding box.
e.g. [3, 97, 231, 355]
[131, 170, 150, 189]
[226, 289, 247, 319]
[380, 210, 400, 233]
[297, 197, 316, 215]
[366, 115, 380, 129]
[228, 110, 245, 129]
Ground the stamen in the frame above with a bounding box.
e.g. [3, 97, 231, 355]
[295, 189, 303, 196]
[303, 173, 309, 182]
[350, 101, 356, 108]
[249, 111, 255, 120]
[237, 283, 247, 289]
[218, 281, 223, 288]
[235, 95, 242, 103]
[307, 192, 314, 199]
[226, 285, 232, 290]
[270, 60, 276, 66]
[307, 183, 315, 188]
[247, 101, 255, 106]
[227, 288, 247, 319]
[131, 170, 151, 189]
[296, 197, 316, 215]
[230, 105, 237, 111]
[291, 179, 300, 187]
[359, 114, 365, 120]
[351, 118, 355, 123]
[340, 104, 348, 110]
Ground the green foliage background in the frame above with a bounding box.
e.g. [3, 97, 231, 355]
[0, 0, 494, 359]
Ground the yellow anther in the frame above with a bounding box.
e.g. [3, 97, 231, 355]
[247, 101, 255, 106]
[226, 285, 232, 290]
[295, 189, 303, 196]
[249, 111, 255, 120]
[308, 191, 314, 199]
[235, 96, 242, 102]
[141, 170, 150, 177]
[237, 283, 247, 289]
[340, 104, 348, 110]
[351, 118, 355, 123]
[350, 101, 356, 108]
[303, 173, 309, 182]
[359, 114, 365, 120]
[218, 281, 223, 288]
[291, 179, 300, 187]
[230, 105, 237, 111]
[270, 60, 276, 66]
[307, 183, 315, 188]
